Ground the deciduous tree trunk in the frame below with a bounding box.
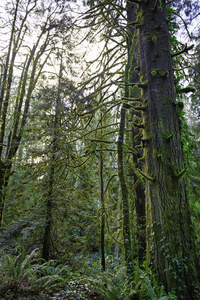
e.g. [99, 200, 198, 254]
[0, 1, 55, 226]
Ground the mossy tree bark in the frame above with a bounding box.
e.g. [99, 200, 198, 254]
[126, 1, 146, 265]
[134, 0, 200, 298]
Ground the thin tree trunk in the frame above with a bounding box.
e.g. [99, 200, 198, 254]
[0, 161, 11, 225]
[6, 44, 36, 159]
[0, 43, 49, 226]
[42, 49, 63, 261]
[0, 0, 19, 113]
[0, 0, 37, 157]
[135, 0, 200, 298]
[117, 104, 133, 277]
[42, 162, 54, 261]
[100, 141, 105, 271]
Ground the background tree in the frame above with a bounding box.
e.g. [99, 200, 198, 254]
[0, 0, 73, 226]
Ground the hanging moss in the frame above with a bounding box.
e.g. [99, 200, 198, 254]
[121, 96, 141, 102]
[153, 148, 164, 162]
[138, 80, 149, 89]
[137, 168, 155, 182]
[141, 131, 153, 143]
[135, 143, 142, 149]
[159, 70, 169, 78]
[134, 131, 143, 143]
[174, 168, 186, 180]
[166, 131, 176, 141]
[152, 0, 162, 11]
[138, 155, 145, 162]
[151, 69, 159, 76]
[136, 9, 145, 27]
[150, 68, 169, 78]
[123, 144, 139, 155]
[132, 121, 144, 128]
[133, 103, 149, 111]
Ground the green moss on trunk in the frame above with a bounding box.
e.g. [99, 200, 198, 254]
[136, 0, 200, 298]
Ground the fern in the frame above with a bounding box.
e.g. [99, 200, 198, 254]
[82, 257, 177, 300]
[0, 248, 66, 290]
[35, 274, 64, 289]
[14, 246, 25, 280]
[19, 248, 38, 278]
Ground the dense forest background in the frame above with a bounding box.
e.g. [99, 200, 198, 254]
[0, 0, 200, 299]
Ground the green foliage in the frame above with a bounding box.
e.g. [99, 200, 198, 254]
[166, 5, 179, 50]
[82, 256, 176, 300]
[0, 248, 100, 299]
[0, 248, 70, 292]
[30, 260, 71, 290]
[0, 250, 177, 299]
[0, 0, 199, 299]
[184, 130, 200, 237]
[0, 247, 38, 289]
[137, 168, 155, 182]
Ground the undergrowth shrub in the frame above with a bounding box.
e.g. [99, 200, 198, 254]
[0, 247, 38, 289]
[82, 255, 177, 300]
[0, 250, 177, 300]
[0, 247, 71, 294]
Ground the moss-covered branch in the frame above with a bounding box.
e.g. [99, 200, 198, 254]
[137, 168, 155, 182]
[174, 168, 186, 179]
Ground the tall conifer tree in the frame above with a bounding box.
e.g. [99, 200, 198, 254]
[130, 0, 200, 298]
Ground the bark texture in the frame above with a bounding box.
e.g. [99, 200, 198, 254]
[126, 1, 146, 265]
[135, 0, 200, 298]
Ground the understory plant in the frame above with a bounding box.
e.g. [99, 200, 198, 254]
[0, 250, 177, 299]
[82, 256, 177, 300]
[0, 247, 71, 294]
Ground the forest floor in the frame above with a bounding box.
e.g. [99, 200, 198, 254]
[0, 281, 102, 299]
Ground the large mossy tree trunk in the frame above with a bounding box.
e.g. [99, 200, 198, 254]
[134, 0, 200, 298]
